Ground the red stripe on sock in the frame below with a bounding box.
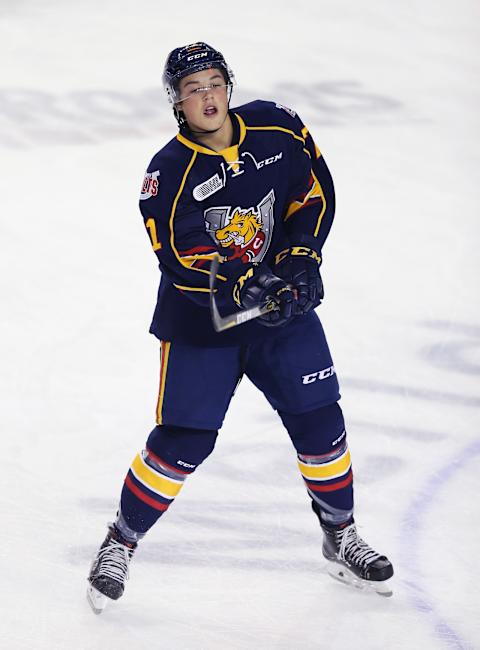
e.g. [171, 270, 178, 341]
[306, 470, 353, 493]
[299, 446, 345, 462]
[145, 447, 191, 475]
[125, 475, 169, 511]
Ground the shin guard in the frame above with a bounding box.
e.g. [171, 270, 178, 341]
[280, 402, 354, 525]
[118, 425, 218, 535]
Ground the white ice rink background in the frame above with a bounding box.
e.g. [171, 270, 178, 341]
[0, 1, 479, 648]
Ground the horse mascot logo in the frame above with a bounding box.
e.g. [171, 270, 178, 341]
[204, 189, 275, 263]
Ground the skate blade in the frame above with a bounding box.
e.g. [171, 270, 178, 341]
[326, 562, 393, 597]
[87, 584, 108, 614]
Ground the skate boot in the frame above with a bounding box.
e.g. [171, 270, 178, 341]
[87, 524, 137, 614]
[321, 520, 394, 597]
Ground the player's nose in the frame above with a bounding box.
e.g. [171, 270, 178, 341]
[202, 86, 214, 100]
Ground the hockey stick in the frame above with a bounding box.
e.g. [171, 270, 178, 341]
[209, 255, 277, 332]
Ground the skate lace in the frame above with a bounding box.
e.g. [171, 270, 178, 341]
[95, 538, 133, 583]
[337, 524, 381, 569]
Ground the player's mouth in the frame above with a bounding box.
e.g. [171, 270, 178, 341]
[203, 105, 218, 117]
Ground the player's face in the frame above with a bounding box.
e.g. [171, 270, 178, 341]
[176, 68, 229, 132]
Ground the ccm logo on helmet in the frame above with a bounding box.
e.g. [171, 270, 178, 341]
[302, 365, 335, 384]
[187, 52, 208, 61]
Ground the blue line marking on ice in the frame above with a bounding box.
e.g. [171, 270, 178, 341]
[400, 438, 480, 650]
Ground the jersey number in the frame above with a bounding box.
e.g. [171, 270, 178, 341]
[146, 218, 162, 251]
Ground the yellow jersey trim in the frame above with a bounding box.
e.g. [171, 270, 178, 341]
[284, 167, 323, 221]
[176, 133, 219, 156]
[235, 113, 247, 145]
[301, 125, 322, 158]
[179, 252, 219, 267]
[176, 118, 304, 152]
[173, 284, 216, 293]
[156, 341, 171, 425]
[245, 125, 305, 145]
[283, 167, 326, 237]
[312, 168, 327, 237]
[221, 144, 240, 172]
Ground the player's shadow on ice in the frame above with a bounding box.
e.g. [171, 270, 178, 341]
[420, 319, 480, 376]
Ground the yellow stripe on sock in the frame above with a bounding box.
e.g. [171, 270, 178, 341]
[298, 449, 351, 480]
[131, 453, 183, 498]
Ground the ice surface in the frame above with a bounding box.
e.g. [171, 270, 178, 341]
[0, 1, 479, 648]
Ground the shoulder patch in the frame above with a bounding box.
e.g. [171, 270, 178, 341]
[140, 170, 160, 201]
[275, 103, 296, 118]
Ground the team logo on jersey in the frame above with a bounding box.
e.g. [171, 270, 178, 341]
[204, 189, 275, 263]
[216, 208, 266, 260]
[140, 170, 160, 201]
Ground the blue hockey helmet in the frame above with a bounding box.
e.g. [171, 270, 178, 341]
[162, 42, 235, 105]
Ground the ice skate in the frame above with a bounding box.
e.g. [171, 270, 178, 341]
[87, 524, 137, 614]
[321, 521, 394, 597]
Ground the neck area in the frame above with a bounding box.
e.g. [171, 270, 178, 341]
[188, 113, 234, 152]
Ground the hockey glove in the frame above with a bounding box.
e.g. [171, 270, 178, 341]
[239, 269, 295, 327]
[275, 245, 323, 315]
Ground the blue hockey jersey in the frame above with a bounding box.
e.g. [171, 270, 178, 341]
[139, 100, 335, 346]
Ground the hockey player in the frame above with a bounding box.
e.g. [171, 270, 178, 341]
[87, 42, 394, 613]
